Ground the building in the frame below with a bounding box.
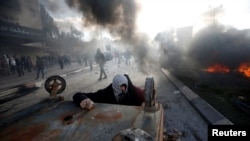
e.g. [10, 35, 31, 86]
[0, 0, 58, 62]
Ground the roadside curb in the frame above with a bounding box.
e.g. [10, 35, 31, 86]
[161, 68, 234, 125]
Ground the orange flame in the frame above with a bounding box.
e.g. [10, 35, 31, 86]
[204, 63, 250, 78]
[205, 64, 230, 73]
[238, 63, 250, 77]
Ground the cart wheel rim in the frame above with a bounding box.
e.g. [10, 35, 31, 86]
[44, 75, 66, 94]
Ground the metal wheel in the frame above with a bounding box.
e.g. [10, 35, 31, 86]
[45, 75, 66, 94]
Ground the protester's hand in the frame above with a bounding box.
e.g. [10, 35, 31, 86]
[80, 98, 94, 110]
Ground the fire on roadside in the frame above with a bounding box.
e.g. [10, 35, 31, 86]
[204, 63, 230, 73]
[204, 63, 250, 78]
[238, 62, 250, 78]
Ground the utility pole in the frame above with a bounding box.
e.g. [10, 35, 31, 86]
[209, 2, 223, 25]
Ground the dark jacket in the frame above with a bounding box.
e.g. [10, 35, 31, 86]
[73, 74, 144, 106]
[36, 57, 44, 69]
[95, 51, 106, 65]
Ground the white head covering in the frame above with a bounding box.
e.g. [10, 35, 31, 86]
[112, 74, 128, 101]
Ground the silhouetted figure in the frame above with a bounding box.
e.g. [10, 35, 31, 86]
[95, 48, 107, 80]
[27, 56, 33, 72]
[58, 55, 64, 69]
[86, 50, 94, 71]
[124, 50, 131, 66]
[35, 56, 45, 79]
[14, 56, 24, 77]
[9, 56, 16, 74]
[2, 55, 10, 75]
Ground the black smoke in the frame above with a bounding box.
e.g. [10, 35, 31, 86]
[156, 25, 250, 71]
[65, 0, 138, 39]
[188, 25, 250, 70]
[65, 0, 161, 71]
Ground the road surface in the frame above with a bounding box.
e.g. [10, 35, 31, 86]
[0, 59, 208, 141]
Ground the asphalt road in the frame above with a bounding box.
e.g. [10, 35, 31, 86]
[0, 59, 233, 140]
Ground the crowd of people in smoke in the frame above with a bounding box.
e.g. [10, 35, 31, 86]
[113, 49, 132, 67]
[0, 54, 72, 78]
[0, 48, 133, 80]
[76, 51, 94, 71]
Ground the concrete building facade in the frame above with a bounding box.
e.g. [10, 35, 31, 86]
[0, 0, 57, 63]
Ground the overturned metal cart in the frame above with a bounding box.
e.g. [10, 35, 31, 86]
[0, 75, 164, 141]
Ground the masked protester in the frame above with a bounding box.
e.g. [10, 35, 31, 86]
[73, 74, 145, 110]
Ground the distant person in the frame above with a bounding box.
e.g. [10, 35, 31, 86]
[95, 48, 107, 80]
[26, 56, 33, 72]
[9, 56, 16, 74]
[14, 56, 24, 77]
[20, 55, 26, 72]
[2, 55, 10, 75]
[35, 56, 45, 79]
[124, 50, 131, 66]
[89, 55, 93, 71]
[87, 51, 94, 71]
[117, 52, 123, 67]
[73, 74, 145, 110]
[58, 55, 64, 69]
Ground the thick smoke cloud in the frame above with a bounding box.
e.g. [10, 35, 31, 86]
[188, 25, 250, 70]
[65, 0, 138, 40]
[38, 0, 83, 33]
[155, 29, 187, 72]
[39, 0, 81, 19]
[65, 0, 160, 71]
[155, 25, 250, 89]
[155, 24, 250, 86]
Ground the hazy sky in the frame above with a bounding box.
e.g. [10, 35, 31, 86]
[137, 0, 250, 37]
[39, 0, 250, 40]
